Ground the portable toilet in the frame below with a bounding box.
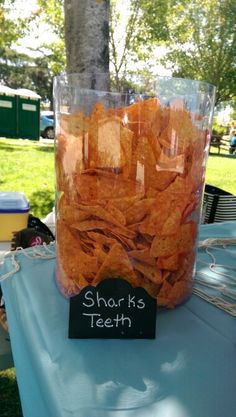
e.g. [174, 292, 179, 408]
[16, 89, 41, 140]
[0, 85, 17, 138]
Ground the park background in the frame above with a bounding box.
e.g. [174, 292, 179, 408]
[0, 1, 236, 416]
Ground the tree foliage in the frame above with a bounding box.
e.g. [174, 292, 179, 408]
[0, 1, 37, 91]
[0, 47, 53, 101]
[0, 0, 24, 48]
[110, 0, 142, 83]
[34, 0, 66, 94]
[109, 0, 171, 89]
[37, 0, 64, 40]
[1, 0, 235, 107]
[0, 0, 65, 105]
[140, 0, 236, 105]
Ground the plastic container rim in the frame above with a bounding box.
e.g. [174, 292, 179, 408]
[54, 72, 216, 93]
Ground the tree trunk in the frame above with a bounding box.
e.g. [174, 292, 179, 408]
[64, 0, 110, 89]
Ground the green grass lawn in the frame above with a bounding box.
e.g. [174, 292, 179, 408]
[0, 138, 55, 219]
[206, 148, 236, 194]
[0, 138, 235, 416]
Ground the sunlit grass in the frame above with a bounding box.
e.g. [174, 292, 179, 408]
[205, 149, 236, 194]
[0, 138, 55, 218]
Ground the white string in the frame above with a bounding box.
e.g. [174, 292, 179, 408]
[197, 239, 236, 282]
[14, 243, 56, 260]
[195, 237, 236, 316]
[42, 242, 56, 256]
[198, 244, 236, 255]
[0, 244, 56, 283]
[193, 288, 236, 317]
[196, 270, 236, 287]
[198, 258, 236, 272]
[198, 237, 236, 248]
[0, 252, 20, 283]
[195, 275, 236, 303]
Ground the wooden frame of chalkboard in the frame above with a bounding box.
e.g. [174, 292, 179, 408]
[69, 278, 157, 339]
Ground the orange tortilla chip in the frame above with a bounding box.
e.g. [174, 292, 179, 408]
[157, 280, 172, 299]
[133, 260, 162, 284]
[154, 171, 177, 192]
[148, 131, 162, 161]
[125, 198, 155, 225]
[162, 175, 192, 197]
[109, 195, 143, 212]
[182, 192, 199, 222]
[168, 280, 192, 307]
[75, 170, 144, 202]
[105, 201, 126, 225]
[72, 219, 135, 240]
[150, 222, 197, 257]
[168, 251, 196, 285]
[156, 150, 185, 174]
[121, 98, 162, 140]
[61, 132, 85, 176]
[58, 194, 90, 224]
[104, 229, 136, 250]
[120, 124, 133, 177]
[87, 102, 107, 168]
[139, 194, 171, 236]
[128, 248, 156, 266]
[150, 234, 177, 258]
[87, 231, 117, 249]
[160, 106, 170, 131]
[156, 276, 191, 308]
[159, 207, 183, 236]
[139, 275, 161, 298]
[177, 222, 197, 253]
[88, 112, 134, 173]
[93, 243, 137, 285]
[75, 204, 125, 227]
[156, 253, 179, 271]
[56, 220, 98, 291]
[127, 222, 142, 232]
[60, 111, 89, 136]
[72, 219, 108, 232]
[142, 98, 162, 135]
[117, 100, 148, 139]
[131, 135, 156, 187]
[92, 244, 108, 265]
[159, 107, 198, 154]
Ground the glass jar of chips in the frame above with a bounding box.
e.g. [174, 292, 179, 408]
[54, 74, 215, 308]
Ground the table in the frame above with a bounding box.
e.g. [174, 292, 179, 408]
[1, 222, 236, 417]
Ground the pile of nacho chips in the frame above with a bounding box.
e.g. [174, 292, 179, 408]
[55, 96, 209, 308]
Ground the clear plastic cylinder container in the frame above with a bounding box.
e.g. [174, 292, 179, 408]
[53, 74, 215, 308]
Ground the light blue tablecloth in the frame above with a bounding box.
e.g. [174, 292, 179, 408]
[1, 222, 236, 417]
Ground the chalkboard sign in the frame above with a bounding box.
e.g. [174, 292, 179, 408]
[69, 278, 157, 339]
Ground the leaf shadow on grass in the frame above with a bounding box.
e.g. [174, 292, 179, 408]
[0, 144, 54, 154]
[35, 146, 54, 154]
[30, 190, 55, 218]
[0, 144, 22, 153]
